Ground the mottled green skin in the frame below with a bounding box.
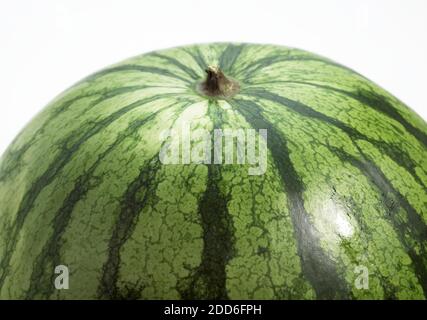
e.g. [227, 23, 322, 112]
[0, 43, 426, 300]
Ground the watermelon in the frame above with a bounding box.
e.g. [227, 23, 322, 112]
[0, 43, 426, 300]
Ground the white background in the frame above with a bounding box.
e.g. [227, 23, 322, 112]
[1, 0, 426, 156]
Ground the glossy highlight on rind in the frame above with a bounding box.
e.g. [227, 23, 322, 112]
[0, 43, 426, 299]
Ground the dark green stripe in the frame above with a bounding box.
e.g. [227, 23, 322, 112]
[345, 89, 427, 147]
[331, 143, 427, 297]
[96, 100, 193, 299]
[0, 93, 98, 182]
[240, 90, 427, 297]
[98, 156, 161, 299]
[243, 88, 426, 190]
[83, 64, 193, 85]
[0, 94, 176, 289]
[237, 54, 368, 81]
[25, 110, 165, 299]
[219, 44, 246, 74]
[182, 47, 208, 73]
[234, 53, 293, 78]
[53, 85, 153, 116]
[231, 98, 349, 299]
[150, 52, 200, 80]
[178, 101, 234, 299]
[0, 85, 149, 183]
[248, 80, 427, 148]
